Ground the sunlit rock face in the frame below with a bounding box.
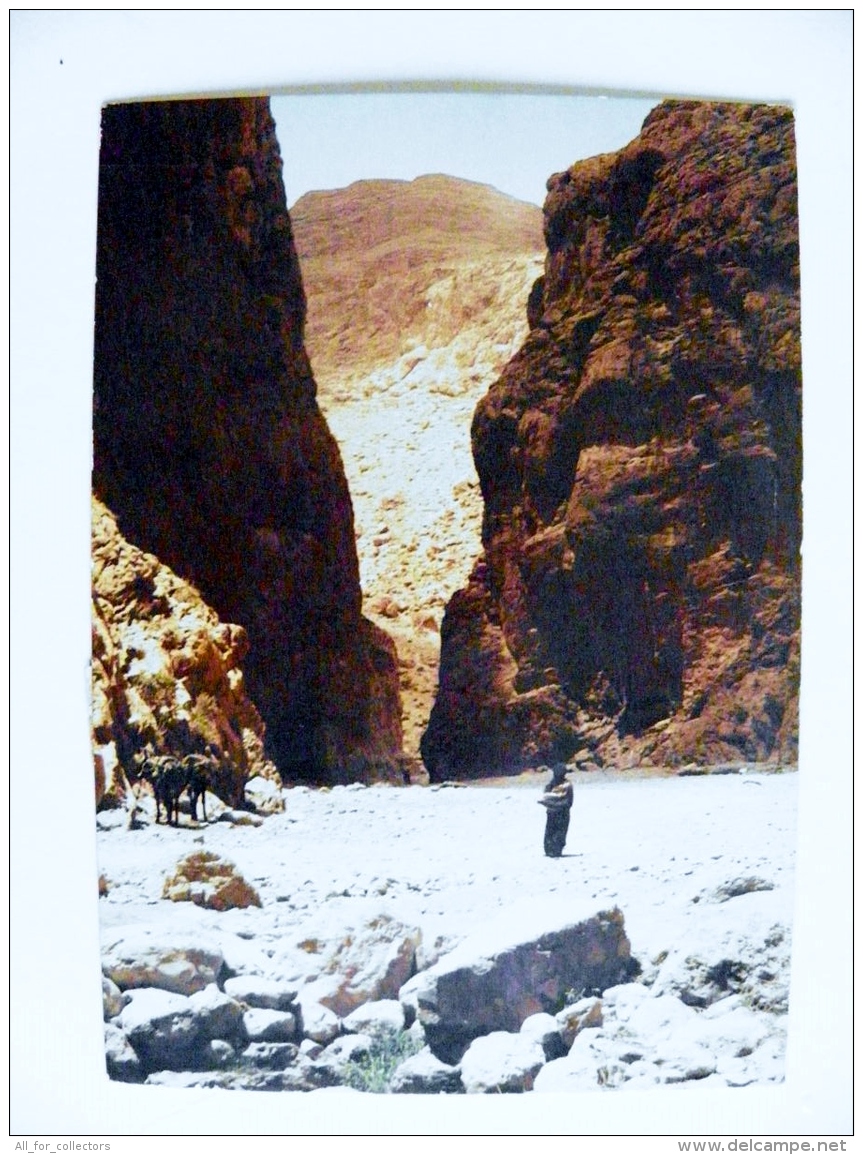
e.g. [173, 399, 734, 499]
[91, 496, 274, 810]
[92, 97, 402, 783]
[291, 175, 545, 761]
[423, 100, 801, 780]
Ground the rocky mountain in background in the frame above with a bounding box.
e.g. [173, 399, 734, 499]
[291, 176, 544, 758]
[291, 174, 544, 394]
[422, 101, 802, 780]
[92, 498, 275, 809]
[92, 97, 402, 785]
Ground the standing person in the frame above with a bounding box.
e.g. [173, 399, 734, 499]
[538, 763, 573, 857]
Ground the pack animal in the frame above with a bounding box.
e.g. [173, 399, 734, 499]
[181, 753, 213, 822]
[138, 754, 189, 826]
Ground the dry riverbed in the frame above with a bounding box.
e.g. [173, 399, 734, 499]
[96, 767, 798, 1098]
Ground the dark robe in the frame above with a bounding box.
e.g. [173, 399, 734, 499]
[540, 777, 573, 857]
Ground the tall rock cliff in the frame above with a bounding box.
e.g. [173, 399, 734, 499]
[92, 98, 402, 783]
[422, 100, 801, 780]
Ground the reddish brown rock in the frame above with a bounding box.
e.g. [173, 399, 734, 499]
[92, 98, 402, 783]
[423, 101, 801, 780]
[92, 497, 275, 809]
[291, 175, 544, 763]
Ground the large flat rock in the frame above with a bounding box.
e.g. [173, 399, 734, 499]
[400, 898, 634, 1063]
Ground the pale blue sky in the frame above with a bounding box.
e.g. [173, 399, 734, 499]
[271, 90, 660, 208]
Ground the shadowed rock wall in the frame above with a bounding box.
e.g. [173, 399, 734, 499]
[422, 100, 801, 779]
[92, 497, 275, 809]
[92, 97, 402, 782]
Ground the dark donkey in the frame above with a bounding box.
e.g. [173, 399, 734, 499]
[133, 746, 218, 825]
[181, 752, 214, 822]
[137, 754, 189, 826]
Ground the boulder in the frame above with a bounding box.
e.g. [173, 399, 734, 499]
[162, 851, 262, 911]
[313, 1033, 374, 1079]
[390, 1047, 464, 1095]
[104, 1022, 143, 1083]
[535, 982, 787, 1091]
[240, 1042, 300, 1071]
[243, 1008, 297, 1044]
[459, 1031, 546, 1094]
[650, 892, 791, 1011]
[223, 976, 298, 1011]
[519, 1012, 568, 1061]
[115, 987, 205, 1073]
[187, 983, 247, 1046]
[245, 776, 286, 815]
[204, 1040, 237, 1069]
[401, 899, 633, 1063]
[101, 925, 224, 995]
[102, 975, 126, 1021]
[306, 914, 422, 1018]
[342, 999, 405, 1037]
[294, 997, 340, 1046]
[555, 995, 604, 1047]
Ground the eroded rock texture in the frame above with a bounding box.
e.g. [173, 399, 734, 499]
[92, 497, 274, 809]
[92, 98, 402, 783]
[422, 101, 801, 780]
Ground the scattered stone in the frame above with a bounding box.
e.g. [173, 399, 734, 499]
[104, 1022, 143, 1082]
[243, 1008, 297, 1043]
[390, 1047, 464, 1094]
[240, 1042, 299, 1070]
[162, 851, 262, 911]
[294, 997, 340, 1045]
[102, 975, 126, 1021]
[245, 777, 286, 815]
[223, 976, 298, 1011]
[217, 810, 265, 827]
[342, 999, 405, 1037]
[205, 1039, 237, 1068]
[519, 1012, 568, 1061]
[102, 926, 224, 995]
[556, 995, 604, 1047]
[187, 983, 247, 1045]
[115, 987, 204, 1072]
[459, 1031, 546, 1094]
[311, 914, 422, 1018]
[651, 893, 791, 1012]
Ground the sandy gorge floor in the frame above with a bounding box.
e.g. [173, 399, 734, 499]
[96, 768, 798, 989]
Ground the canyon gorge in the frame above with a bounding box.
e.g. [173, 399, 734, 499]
[89, 91, 802, 1103]
[92, 95, 800, 796]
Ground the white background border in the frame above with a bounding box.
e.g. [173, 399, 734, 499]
[9, 10, 853, 1141]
